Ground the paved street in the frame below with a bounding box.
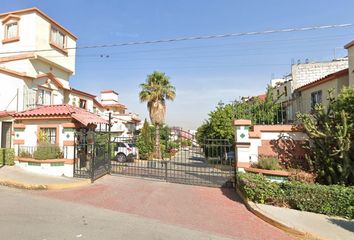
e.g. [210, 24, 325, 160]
[0, 185, 232, 240]
[29, 175, 293, 240]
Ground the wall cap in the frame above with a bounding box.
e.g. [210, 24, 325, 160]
[244, 167, 290, 177]
[233, 119, 252, 126]
[16, 157, 73, 164]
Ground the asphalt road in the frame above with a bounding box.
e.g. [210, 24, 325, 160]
[0, 185, 233, 240]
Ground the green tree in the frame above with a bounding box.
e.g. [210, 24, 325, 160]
[196, 86, 280, 143]
[297, 88, 354, 186]
[139, 71, 176, 159]
[136, 119, 154, 160]
[233, 86, 281, 124]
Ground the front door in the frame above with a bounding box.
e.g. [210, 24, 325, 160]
[1, 122, 12, 148]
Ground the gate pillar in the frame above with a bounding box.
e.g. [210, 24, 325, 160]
[233, 119, 252, 171]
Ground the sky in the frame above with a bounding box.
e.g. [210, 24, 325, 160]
[1, 0, 354, 129]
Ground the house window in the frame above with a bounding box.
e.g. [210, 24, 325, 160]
[311, 90, 322, 108]
[50, 26, 66, 49]
[37, 88, 52, 105]
[276, 89, 280, 97]
[4, 22, 18, 39]
[79, 99, 87, 109]
[41, 128, 56, 144]
[284, 86, 288, 97]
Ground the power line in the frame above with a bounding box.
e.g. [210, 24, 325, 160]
[1, 22, 354, 55]
[31, 33, 354, 59]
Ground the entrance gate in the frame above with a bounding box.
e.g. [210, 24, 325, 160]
[73, 122, 235, 188]
[110, 132, 235, 188]
[73, 126, 111, 182]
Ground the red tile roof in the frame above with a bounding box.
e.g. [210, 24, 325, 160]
[256, 94, 266, 101]
[0, 111, 15, 118]
[14, 104, 107, 126]
[296, 68, 349, 92]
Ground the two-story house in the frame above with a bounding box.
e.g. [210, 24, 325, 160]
[0, 8, 77, 148]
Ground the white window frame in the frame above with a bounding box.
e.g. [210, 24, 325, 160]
[311, 90, 322, 108]
[37, 88, 52, 106]
[50, 26, 66, 50]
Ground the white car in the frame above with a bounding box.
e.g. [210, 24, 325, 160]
[113, 142, 138, 162]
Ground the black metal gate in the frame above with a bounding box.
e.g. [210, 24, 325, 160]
[110, 132, 235, 188]
[73, 126, 111, 182]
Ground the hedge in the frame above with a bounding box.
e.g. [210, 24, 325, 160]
[0, 148, 15, 165]
[237, 172, 354, 219]
[33, 143, 62, 160]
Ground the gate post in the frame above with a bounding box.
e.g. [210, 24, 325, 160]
[108, 113, 112, 173]
[233, 120, 252, 173]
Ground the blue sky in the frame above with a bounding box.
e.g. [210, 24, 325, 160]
[2, 1, 354, 129]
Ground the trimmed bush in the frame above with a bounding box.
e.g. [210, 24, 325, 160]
[252, 156, 281, 170]
[33, 143, 62, 160]
[0, 148, 15, 165]
[237, 172, 284, 204]
[237, 172, 354, 219]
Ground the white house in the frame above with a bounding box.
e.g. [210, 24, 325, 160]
[0, 7, 77, 148]
[97, 90, 141, 137]
[0, 8, 141, 177]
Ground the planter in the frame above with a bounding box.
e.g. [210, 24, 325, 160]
[244, 167, 290, 182]
[15, 157, 74, 177]
[16, 157, 73, 164]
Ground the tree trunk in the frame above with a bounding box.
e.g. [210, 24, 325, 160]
[155, 123, 161, 160]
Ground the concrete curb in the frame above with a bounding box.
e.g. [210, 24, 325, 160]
[0, 177, 91, 190]
[236, 187, 325, 240]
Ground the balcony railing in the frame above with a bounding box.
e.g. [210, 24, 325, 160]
[15, 145, 69, 160]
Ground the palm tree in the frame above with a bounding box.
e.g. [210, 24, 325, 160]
[139, 71, 176, 159]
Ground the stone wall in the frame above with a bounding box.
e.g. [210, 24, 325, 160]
[291, 60, 348, 90]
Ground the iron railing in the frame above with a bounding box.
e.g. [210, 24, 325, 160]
[232, 100, 297, 125]
[15, 145, 69, 159]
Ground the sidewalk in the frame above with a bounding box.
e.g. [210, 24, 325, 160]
[0, 165, 90, 190]
[251, 202, 354, 240]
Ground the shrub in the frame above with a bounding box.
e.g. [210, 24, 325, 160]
[252, 156, 281, 170]
[0, 148, 15, 165]
[288, 169, 316, 184]
[297, 88, 354, 186]
[136, 135, 153, 160]
[19, 150, 32, 158]
[33, 143, 62, 160]
[237, 173, 284, 204]
[282, 181, 354, 219]
[237, 172, 354, 219]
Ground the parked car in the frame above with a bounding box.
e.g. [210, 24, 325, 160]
[113, 142, 138, 162]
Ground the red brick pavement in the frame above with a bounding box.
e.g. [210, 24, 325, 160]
[35, 176, 294, 240]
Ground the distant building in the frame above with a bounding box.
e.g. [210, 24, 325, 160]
[294, 68, 349, 114]
[271, 58, 349, 122]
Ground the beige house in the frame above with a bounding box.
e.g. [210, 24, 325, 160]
[293, 68, 349, 114]
[345, 40, 354, 86]
[271, 59, 348, 122]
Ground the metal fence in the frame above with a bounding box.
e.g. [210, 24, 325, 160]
[232, 100, 296, 125]
[110, 134, 235, 188]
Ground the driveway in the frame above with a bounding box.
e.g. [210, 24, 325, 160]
[35, 175, 294, 240]
[112, 147, 234, 187]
